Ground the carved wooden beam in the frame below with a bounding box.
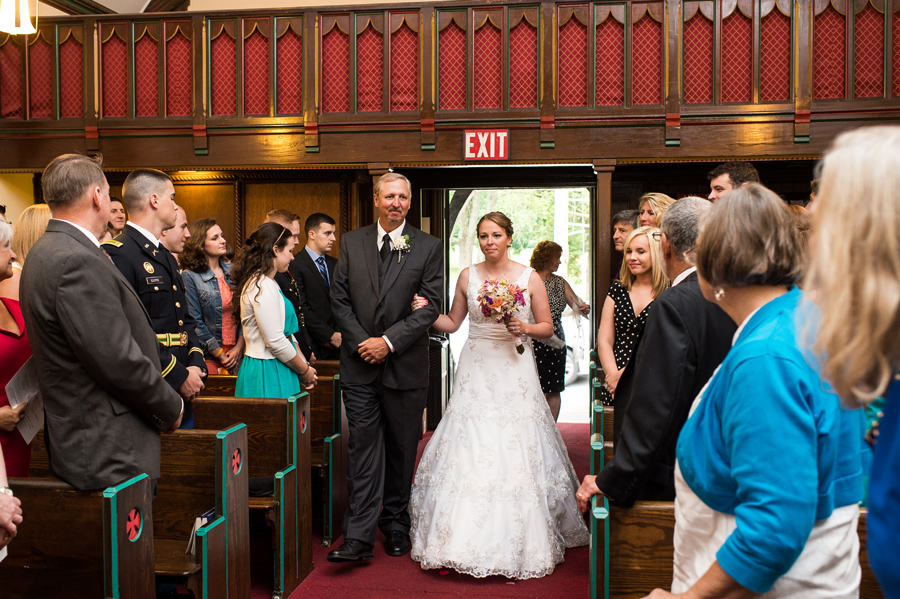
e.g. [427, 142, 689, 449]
[144, 0, 190, 12]
[41, 0, 115, 15]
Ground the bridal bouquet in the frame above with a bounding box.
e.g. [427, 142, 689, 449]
[477, 278, 527, 354]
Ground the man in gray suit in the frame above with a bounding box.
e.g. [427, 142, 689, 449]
[328, 173, 442, 562]
[20, 154, 183, 491]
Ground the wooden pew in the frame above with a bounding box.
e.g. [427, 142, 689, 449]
[156, 425, 248, 599]
[0, 474, 155, 598]
[590, 501, 884, 599]
[29, 427, 241, 598]
[206, 363, 348, 546]
[193, 394, 313, 598]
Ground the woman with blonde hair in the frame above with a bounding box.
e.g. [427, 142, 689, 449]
[805, 126, 900, 598]
[0, 204, 51, 301]
[597, 226, 668, 405]
[638, 192, 676, 228]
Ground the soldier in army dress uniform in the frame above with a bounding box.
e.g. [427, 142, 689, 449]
[104, 169, 206, 428]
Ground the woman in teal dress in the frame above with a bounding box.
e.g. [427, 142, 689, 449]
[231, 222, 317, 397]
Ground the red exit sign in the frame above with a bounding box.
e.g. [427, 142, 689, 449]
[464, 129, 509, 160]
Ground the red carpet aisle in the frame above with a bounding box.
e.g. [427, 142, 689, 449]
[250, 423, 591, 599]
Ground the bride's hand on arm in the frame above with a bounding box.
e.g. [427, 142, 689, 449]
[524, 270, 553, 339]
[412, 268, 471, 334]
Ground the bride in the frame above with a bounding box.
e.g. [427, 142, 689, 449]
[408, 212, 589, 580]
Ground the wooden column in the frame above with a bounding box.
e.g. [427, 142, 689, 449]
[420, 6, 435, 150]
[665, 0, 682, 145]
[192, 14, 207, 155]
[303, 9, 319, 152]
[794, 0, 812, 142]
[593, 159, 616, 317]
[84, 17, 99, 152]
[539, 1, 555, 148]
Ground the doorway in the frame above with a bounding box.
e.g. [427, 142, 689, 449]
[435, 186, 594, 424]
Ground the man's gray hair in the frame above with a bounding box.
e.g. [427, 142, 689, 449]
[0, 220, 11, 248]
[659, 196, 711, 259]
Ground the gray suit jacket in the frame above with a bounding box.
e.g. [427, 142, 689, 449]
[331, 223, 442, 389]
[20, 219, 183, 490]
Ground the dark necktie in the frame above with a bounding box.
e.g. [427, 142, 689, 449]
[316, 256, 330, 288]
[379, 233, 392, 263]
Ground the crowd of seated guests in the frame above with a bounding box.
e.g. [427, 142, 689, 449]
[1, 141, 899, 599]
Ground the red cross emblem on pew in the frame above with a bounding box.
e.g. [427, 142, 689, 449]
[300, 411, 306, 433]
[126, 508, 142, 541]
[232, 448, 242, 474]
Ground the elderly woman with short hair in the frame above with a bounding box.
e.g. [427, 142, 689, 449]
[529, 240, 590, 420]
[644, 184, 865, 599]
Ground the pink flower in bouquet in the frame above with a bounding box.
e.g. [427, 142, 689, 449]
[477, 278, 527, 354]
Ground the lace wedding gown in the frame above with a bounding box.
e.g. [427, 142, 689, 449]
[409, 265, 590, 580]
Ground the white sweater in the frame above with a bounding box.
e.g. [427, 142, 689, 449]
[240, 274, 298, 363]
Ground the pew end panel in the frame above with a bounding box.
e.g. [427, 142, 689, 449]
[274, 465, 299, 599]
[217, 423, 251, 599]
[1, 474, 154, 599]
[102, 473, 156, 599]
[194, 515, 228, 599]
[288, 392, 314, 582]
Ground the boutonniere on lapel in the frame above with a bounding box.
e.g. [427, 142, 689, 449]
[392, 235, 412, 263]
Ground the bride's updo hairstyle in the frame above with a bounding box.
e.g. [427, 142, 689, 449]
[230, 221, 292, 319]
[477, 212, 514, 238]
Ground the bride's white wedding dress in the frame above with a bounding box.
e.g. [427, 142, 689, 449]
[409, 265, 589, 580]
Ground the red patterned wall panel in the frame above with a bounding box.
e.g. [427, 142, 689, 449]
[243, 28, 269, 115]
[322, 26, 350, 113]
[473, 21, 502, 109]
[438, 21, 466, 110]
[894, 11, 900, 97]
[277, 27, 302, 115]
[166, 32, 191, 117]
[356, 24, 383, 112]
[558, 17, 588, 107]
[135, 34, 159, 117]
[29, 36, 52, 118]
[103, 33, 128, 118]
[210, 31, 236, 116]
[596, 16, 625, 106]
[59, 36, 83, 118]
[390, 22, 418, 111]
[721, 10, 752, 102]
[509, 19, 537, 108]
[813, 5, 846, 99]
[683, 13, 713, 103]
[632, 15, 662, 105]
[0, 41, 23, 118]
[760, 8, 791, 101]
[854, 3, 884, 98]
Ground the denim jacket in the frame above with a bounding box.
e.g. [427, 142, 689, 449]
[182, 261, 241, 357]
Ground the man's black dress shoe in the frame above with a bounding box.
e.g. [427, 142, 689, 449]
[384, 531, 410, 557]
[327, 538, 374, 562]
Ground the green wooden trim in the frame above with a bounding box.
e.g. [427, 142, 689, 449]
[794, 134, 809, 142]
[195, 148, 209, 155]
[324, 433, 340, 539]
[421, 143, 436, 150]
[665, 138, 681, 146]
[540, 140, 555, 148]
[106, 491, 118, 598]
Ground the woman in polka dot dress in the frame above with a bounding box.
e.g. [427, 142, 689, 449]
[597, 226, 668, 406]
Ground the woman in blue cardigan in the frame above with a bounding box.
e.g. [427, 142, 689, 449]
[804, 126, 900, 599]
[644, 184, 865, 599]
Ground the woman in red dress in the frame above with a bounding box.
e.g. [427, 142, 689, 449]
[0, 220, 34, 477]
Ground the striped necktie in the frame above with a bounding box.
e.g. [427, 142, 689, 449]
[316, 255, 329, 288]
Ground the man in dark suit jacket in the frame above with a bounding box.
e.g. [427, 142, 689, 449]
[20, 154, 183, 491]
[577, 197, 737, 510]
[290, 213, 339, 359]
[265, 209, 314, 360]
[328, 173, 442, 562]
[104, 169, 206, 427]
